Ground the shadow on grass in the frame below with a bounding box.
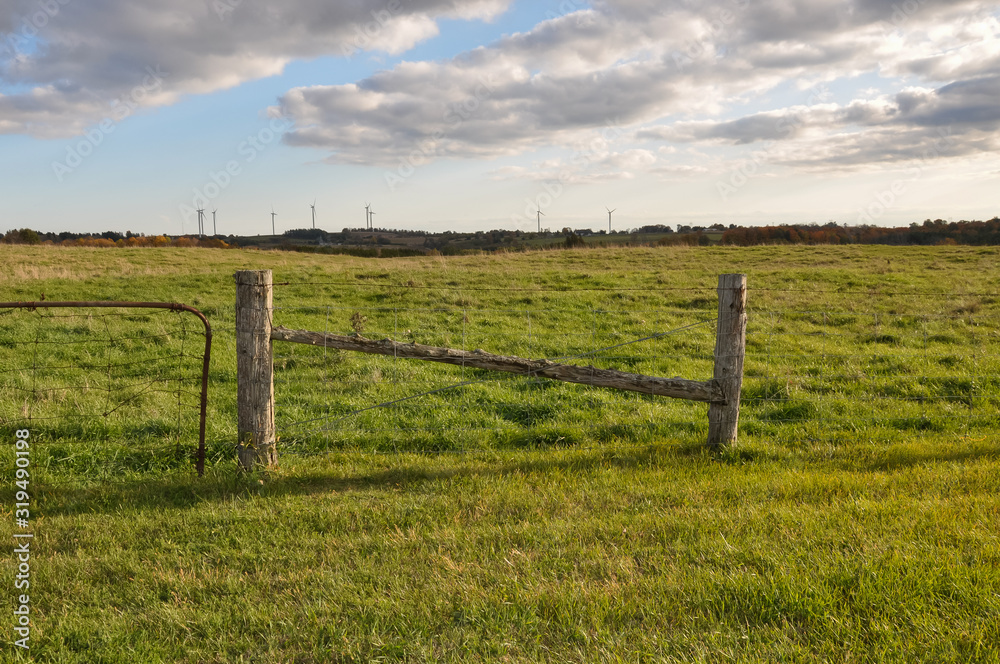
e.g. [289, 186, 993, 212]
[30, 437, 723, 517]
[841, 439, 1000, 472]
[25, 436, 1000, 518]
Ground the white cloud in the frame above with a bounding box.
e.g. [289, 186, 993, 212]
[273, 0, 1000, 176]
[5, 0, 999, 181]
[638, 75, 1000, 169]
[0, 0, 512, 136]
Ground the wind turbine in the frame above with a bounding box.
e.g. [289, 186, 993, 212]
[310, 199, 317, 229]
[196, 208, 205, 237]
[271, 206, 277, 236]
[364, 203, 371, 230]
[536, 209, 545, 233]
[369, 209, 376, 230]
[606, 207, 616, 234]
[212, 209, 217, 236]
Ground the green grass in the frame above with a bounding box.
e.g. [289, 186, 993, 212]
[2, 244, 1000, 662]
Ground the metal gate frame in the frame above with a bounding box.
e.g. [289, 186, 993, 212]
[0, 301, 212, 476]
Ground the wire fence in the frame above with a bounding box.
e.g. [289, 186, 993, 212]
[2, 280, 995, 478]
[0, 306, 210, 484]
[743, 306, 999, 447]
[267, 281, 1000, 459]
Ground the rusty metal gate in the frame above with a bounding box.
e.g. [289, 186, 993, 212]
[0, 301, 212, 476]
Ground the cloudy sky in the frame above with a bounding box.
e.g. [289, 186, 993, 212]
[1, 0, 998, 236]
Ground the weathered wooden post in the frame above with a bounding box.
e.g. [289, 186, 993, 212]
[708, 273, 747, 448]
[235, 270, 277, 470]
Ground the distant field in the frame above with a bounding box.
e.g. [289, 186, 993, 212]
[519, 230, 724, 249]
[2, 244, 999, 662]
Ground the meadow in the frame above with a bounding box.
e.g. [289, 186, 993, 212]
[1, 243, 999, 663]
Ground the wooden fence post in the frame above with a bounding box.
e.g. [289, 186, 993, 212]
[235, 270, 277, 470]
[708, 273, 747, 448]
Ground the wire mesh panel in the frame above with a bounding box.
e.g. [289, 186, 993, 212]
[271, 296, 720, 456]
[742, 293, 1000, 449]
[271, 281, 999, 459]
[0, 305, 210, 483]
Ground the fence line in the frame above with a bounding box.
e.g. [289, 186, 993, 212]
[8, 275, 993, 480]
[273, 281, 719, 293]
[273, 278, 1000, 299]
[252, 274, 1000, 468]
[237, 270, 747, 469]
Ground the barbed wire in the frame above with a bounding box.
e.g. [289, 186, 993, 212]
[272, 280, 1000, 298]
[273, 280, 717, 293]
[748, 288, 1000, 297]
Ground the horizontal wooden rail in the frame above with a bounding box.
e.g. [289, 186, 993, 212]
[271, 325, 725, 403]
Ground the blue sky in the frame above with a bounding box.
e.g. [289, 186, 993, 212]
[1, 0, 998, 236]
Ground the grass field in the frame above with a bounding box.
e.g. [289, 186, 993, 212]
[2, 244, 1000, 662]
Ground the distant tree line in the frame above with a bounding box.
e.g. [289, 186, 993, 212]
[2, 228, 231, 248]
[720, 218, 1000, 246]
[6, 218, 999, 251]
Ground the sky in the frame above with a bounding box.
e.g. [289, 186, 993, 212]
[1, 0, 998, 236]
